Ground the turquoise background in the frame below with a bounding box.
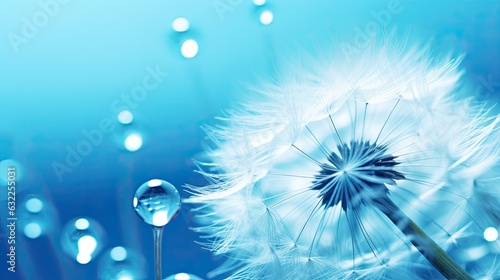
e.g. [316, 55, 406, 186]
[0, 0, 499, 279]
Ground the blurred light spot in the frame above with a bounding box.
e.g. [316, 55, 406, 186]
[78, 235, 97, 257]
[61, 218, 105, 264]
[148, 179, 162, 187]
[117, 272, 133, 280]
[181, 39, 198, 58]
[124, 133, 143, 152]
[165, 273, 203, 280]
[175, 273, 191, 280]
[117, 110, 134, 125]
[172, 17, 189, 32]
[110, 246, 127, 261]
[467, 246, 488, 260]
[26, 198, 44, 213]
[76, 253, 91, 264]
[75, 218, 90, 230]
[484, 227, 498, 242]
[260, 10, 273, 25]
[253, 0, 266, 6]
[98, 247, 145, 280]
[133, 197, 138, 208]
[0, 159, 22, 183]
[24, 223, 42, 239]
[152, 211, 168, 226]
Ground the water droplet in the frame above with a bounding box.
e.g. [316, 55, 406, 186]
[260, 10, 273, 25]
[133, 179, 181, 227]
[124, 133, 143, 152]
[117, 110, 134, 125]
[484, 227, 498, 242]
[253, 0, 266, 6]
[172, 17, 190, 32]
[164, 273, 203, 280]
[181, 39, 198, 59]
[61, 217, 105, 264]
[98, 246, 146, 280]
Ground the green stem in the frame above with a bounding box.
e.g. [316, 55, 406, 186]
[375, 197, 473, 280]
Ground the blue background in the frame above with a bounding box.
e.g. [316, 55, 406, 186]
[0, 0, 499, 279]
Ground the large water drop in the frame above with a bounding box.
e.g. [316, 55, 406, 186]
[133, 179, 181, 227]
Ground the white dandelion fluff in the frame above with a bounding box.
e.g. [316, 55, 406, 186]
[186, 39, 500, 280]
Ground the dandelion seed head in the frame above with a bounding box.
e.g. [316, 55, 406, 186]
[186, 37, 500, 279]
[312, 141, 405, 210]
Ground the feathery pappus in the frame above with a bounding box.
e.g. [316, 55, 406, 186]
[186, 38, 500, 280]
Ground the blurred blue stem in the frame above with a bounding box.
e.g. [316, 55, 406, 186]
[375, 197, 473, 280]
[152, 226, 164, 280]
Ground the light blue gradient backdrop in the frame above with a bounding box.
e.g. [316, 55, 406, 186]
[0, 1, 498, 279]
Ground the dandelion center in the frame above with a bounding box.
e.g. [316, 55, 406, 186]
[312, 140, 405, 211]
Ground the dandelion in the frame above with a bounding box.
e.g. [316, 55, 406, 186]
[186, 40, 500, 279]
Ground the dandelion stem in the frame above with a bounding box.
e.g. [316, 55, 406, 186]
[375, 197, 473, 280]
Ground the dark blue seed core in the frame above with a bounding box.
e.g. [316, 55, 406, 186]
[312, 141, 405, 211]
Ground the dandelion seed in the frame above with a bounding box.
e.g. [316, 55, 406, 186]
[186, 39, 500, 279]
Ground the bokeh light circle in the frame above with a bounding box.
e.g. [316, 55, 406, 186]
[164, 273, 203, 280]
[110, 246, 128, 261]
[98, 246, 146, 280]
[0, 159, 23, 183]
[25, 198, 44, 213]
[117, 110, 134, 125]
[124, 133, 143, 152]
[484, 227, 498, 242]
[24, 222, 42, 239]
[181, 40, 198, 58]
[260, 10, 274, 25]
[253, 0, 266, 6]
[172, 17, 190, 32]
